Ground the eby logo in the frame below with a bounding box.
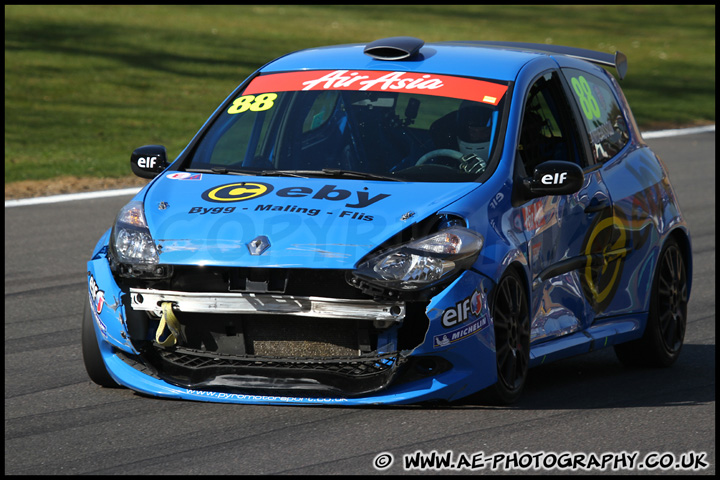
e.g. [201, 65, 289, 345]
[202, 182, 274, 203]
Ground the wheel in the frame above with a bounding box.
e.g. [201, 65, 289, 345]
[415, 148, 464, 166]
[614, 237, 688, 367]
[81, 299, 119, 387]
[487, 268, 531, 404]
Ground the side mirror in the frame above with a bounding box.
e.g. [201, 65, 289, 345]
[130, 145, 169, 179]
[521, 161, 584, 198]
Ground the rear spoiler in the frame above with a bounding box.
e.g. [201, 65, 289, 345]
[451, 41, 628, 80]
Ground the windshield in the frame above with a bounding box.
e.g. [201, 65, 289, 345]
[188, 70, 509, 182]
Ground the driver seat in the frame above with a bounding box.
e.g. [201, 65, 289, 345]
[428, 112, 458, 150]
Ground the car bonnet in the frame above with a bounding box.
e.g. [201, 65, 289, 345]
[142, 173, 480, 269]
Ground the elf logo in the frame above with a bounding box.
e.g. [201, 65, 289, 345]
[541, 172, 568, 185]
[202, 182, 390, 209]
[442, 290, 483, 328]
[88, 273, 105, 314]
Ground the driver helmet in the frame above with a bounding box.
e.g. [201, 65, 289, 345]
[456, 101, 492, 159]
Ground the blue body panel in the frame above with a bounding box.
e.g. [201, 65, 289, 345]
[143, 174, 480, 268]
[260, 43, 534, 81]
[85, 38, 692, 405]
[87, 230, 138, 355]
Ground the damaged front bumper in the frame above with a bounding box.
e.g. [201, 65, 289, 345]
[86, 234, 499, 405]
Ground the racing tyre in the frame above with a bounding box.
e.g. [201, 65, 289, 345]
[81, 300, 119, 387]
[487, 268, 531, 404]
[614, 238, 688, 367]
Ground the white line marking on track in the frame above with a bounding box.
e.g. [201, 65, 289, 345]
[641, 124, 714, 139]
[5, 187, 143, 208]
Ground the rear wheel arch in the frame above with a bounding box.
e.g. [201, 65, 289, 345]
[614, 233, 689, 367]
[667, 227, 693, 299]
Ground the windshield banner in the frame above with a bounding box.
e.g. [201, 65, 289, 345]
[243, 70, 508, 106]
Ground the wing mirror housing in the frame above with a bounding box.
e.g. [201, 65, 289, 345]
[519, 161, 584, 200]
[130, 145, 169, 179]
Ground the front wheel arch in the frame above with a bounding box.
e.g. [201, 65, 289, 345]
[484, 264, 531, 404]
[81, 300, 120, 388]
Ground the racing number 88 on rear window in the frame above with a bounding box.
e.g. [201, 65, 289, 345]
[571, 75, 601, 120]
[562, 68, 629, 162]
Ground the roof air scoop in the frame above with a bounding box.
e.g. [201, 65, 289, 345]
[364, 36, 425, 61]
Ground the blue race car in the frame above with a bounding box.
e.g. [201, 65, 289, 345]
[82, 37, 692, 405]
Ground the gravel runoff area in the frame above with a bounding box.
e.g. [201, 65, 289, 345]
[5, 175, 149, 200]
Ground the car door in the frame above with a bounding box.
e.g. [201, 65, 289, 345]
[513, 70, 615, 344]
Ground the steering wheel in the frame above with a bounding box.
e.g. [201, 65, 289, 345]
[415, 149, 464, 166]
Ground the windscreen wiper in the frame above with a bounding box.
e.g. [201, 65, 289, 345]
[186, 167, 311, 178]
[256, 170, 311, 178]
[211, 167, 260, 175]
[185, 167, 259, 176]
[259, 169, 403, 181]
[320, 168, 404, 182]
[188, 168, 403, 181]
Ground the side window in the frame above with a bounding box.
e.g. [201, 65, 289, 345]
[562, 68, 629, 162]
[518, 71, 583, 175]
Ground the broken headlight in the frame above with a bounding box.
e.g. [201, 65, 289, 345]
[353, 227, 484, 290]
[109, 201, 167, 277]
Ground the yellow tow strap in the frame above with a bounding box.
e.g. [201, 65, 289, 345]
[155, 302, 183, 347]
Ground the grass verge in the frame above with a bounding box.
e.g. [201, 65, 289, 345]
[5, 5, 715, 187]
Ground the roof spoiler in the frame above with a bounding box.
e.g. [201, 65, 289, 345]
[454, 41, 628, 80]
[364, 36, 425, 61]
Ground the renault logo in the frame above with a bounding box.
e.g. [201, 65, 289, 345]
[247, 235, 271, 256]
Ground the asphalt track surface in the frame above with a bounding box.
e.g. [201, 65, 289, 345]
[5, 131, 715, 475]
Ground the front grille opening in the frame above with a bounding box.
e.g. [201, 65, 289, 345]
[142, 300, 430, 358]
[130, 304, 432, 397]
[228, 268, 288, 293]
[245, 317, 364, 357]
[167, 312, 389, 358]
[127, 267, 369, 299]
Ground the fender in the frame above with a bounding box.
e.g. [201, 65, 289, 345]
[87, 254, 137, 355]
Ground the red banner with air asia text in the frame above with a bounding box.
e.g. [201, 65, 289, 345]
[243, 70, 508, 106]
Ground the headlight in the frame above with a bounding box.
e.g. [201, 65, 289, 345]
[110, 201, 159, 266]
[353, 227, 484, 290]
